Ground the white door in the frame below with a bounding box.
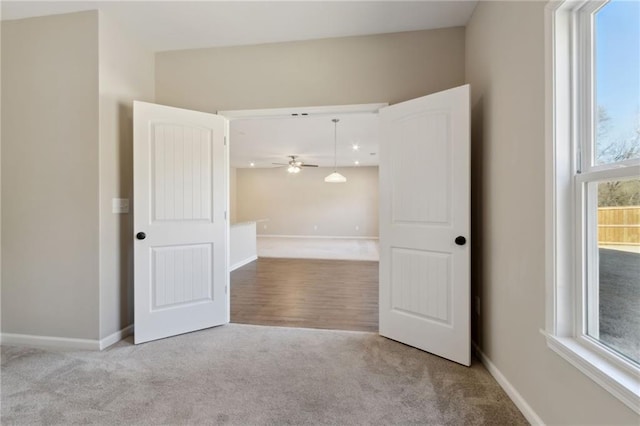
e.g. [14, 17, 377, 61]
[133, 101, 229, 344]
[379, 85, 470, 366]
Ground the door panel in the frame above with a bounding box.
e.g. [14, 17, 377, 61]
[151, 243, 213, 309]
[151, 123, 213, 222]
[134, 101, 228, 344]
[391, 248, 451, 324]
[391, 111, 451, 224]
[379, 85, 470, 366]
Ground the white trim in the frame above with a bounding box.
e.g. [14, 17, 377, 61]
[99, 325, 134, 350]
[219, 103, 388, 120]
[585, 182, 599, 338]
[0, 333, 99, 351]
[225, 117, 232, 324]
[230, 255, 258, 272]
[546, 0, 577, 337]
[574, 165, 640, 183]
[542, 331, 640, 414]
[473, 343, 545, 425]
[259, 234, 379, 240]
[0, 325, 134, 351]
[545, 0, 558, 334]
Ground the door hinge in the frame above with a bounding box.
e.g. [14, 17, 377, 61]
[224, 136, 227, 146]
[224, 211, 227, 220]
[225, 285, 228, 294]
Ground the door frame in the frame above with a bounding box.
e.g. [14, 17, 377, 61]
[220, 102, 386, 319]
[219, 103, 387, 120]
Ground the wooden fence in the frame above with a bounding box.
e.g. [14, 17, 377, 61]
[598, 206, 640, 245]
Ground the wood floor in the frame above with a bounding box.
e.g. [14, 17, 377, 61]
[230, 257, 379, 332]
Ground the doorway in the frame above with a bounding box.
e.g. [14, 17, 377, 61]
[133, 85, 471, 365]
[221, 104, 384, 332]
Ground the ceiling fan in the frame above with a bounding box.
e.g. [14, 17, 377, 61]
[272, 155, 318, 174]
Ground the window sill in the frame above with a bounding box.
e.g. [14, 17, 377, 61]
[541, 330, 640, 414]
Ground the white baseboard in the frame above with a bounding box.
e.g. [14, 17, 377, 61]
[99, 325, 134, 350]
[473, 342, 545, 425]
[1, 325, 134, 351]
[259, 234, 379, 240]
[230, 255, 258, 272]
[1, 332, 99, 351]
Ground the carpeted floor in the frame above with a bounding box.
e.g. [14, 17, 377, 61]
[1, 324, 527, 425]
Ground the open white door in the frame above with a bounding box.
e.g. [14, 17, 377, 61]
[379, 85, 470, 366]
[133, 101, 228, 344]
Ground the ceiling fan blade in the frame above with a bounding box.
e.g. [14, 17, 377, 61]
[301, 164, 319, 167]
[272, 163, 289, 166]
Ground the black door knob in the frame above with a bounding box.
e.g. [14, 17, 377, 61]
[455, 236, 466, 246]
[136, 232, 146, 240]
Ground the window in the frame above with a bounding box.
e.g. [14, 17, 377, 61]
[546, 0, 640, 413]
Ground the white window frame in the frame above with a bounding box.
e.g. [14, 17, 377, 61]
[545, 0, 640, 414]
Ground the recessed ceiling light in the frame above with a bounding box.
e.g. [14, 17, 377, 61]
[249, 162, 255, 167]
[354, 160, 360, 165]
[352, 144, 360, 151]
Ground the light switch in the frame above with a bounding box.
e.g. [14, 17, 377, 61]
[112, 198, 129, 214]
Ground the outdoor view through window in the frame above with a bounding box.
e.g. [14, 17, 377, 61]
[590, 0, 639, 364]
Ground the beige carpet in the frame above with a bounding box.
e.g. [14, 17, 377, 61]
[1, 324, 527, 425]
[258, 236, 379, 261]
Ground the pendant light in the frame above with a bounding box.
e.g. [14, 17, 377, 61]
[324, 118, 347, 183]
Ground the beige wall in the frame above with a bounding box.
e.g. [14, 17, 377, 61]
[466, 1, 637, 424]
[1, 10, 155, 342]
[236, 167, 378, 237]
[98, 12, 155, 340]
[1, 12, 100, 339]
[156, 28, 466, 113]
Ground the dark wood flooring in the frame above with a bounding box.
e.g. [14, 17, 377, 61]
[230, 257, 379, 332]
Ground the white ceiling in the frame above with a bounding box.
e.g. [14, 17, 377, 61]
[230, 112, 379, 169]
[2, 0, 476, 169]
[1, 1, 477, 52]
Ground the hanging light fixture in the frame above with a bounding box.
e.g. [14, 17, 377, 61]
[324, 118, 347, 183]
